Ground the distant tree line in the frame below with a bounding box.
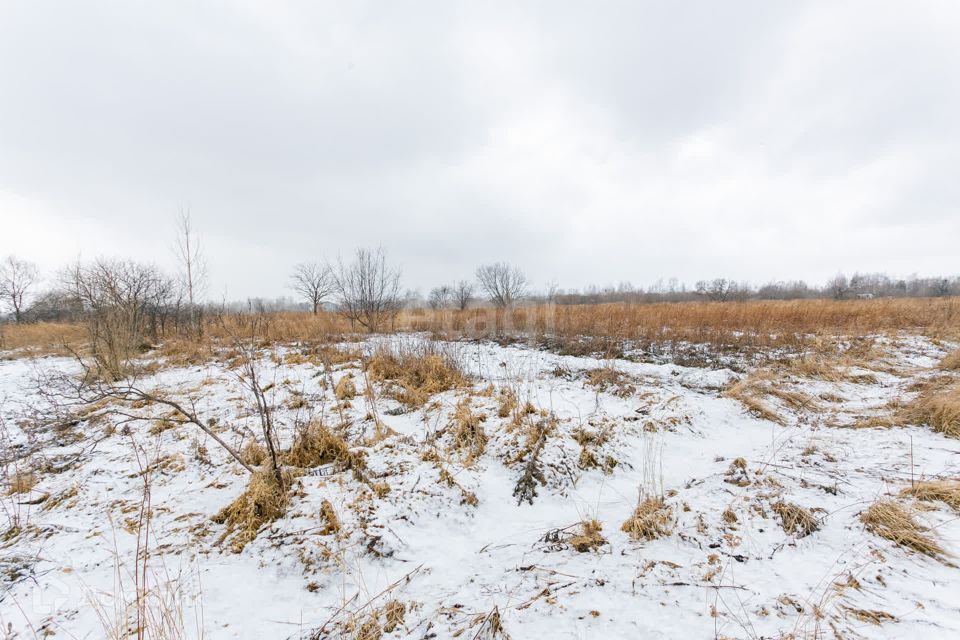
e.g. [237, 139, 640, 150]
[2, 236, 959, 333]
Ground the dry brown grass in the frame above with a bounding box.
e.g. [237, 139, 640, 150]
[335, 375, 357, 400]
[772, 501, 819, 537]
[585, 366, 635, 397]
[319, 498, 341, 536]
[0, 322, 86, 356]
[382, 600, 406, 633]
[8, 298, 956, 362]
[940, 349, 960, 371]
[403, 297, 960, 351]
[568, 519, 607, 552]
[724, 371, 819, 424]
[284, 421, 361, 472]
[6, 471, 37, 495]
[860, 500, 946, 559]
[900, 480, 960, 511]
[896, 377, 960, 438]
[365, 341, 467, 407]
[448, 399, 488, 465]
[213, 470, 292, 553]
[621, 496, 673, 541]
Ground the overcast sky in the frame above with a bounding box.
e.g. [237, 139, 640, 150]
[1, 1, 957, 300]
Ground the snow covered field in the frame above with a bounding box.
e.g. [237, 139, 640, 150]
[1, 334, 958, 639]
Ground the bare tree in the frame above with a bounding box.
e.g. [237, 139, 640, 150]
[694, 278, 736, 302]
[331, 248, 402, 332]
[173, 209, 208, 334]
[290, 262, 334, 314]
[476, 263, 528, 308]
[0, 256, 39, 323]
[427, 285, 453, 310]
[453, 280, 474, 310]
[827, 273, 849, 300]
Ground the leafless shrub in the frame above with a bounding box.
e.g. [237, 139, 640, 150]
[172, 208, 207, 337]
[331, 248, 402, 332]
[512, 416, 552, 505]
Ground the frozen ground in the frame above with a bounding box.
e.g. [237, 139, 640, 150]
[1, 334, 958, 639]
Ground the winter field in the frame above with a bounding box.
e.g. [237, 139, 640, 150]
[1, 320, 959, 639]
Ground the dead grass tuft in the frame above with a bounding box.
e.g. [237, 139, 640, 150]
[448, 399, 488, 465]
[365, 341, 467, 407]
[213, 470, 293, 553]
[940, 349, 960, 371]
[900, 479, 960, 511]
[241, 441, 266, 466]
[621, 496, 673, 541]
[335, 375, 357, 400]
[896, 377, 960, 438]
[319, 499, 341, 536]
[860, 500, 946, 559]
[6, 471, 37, 495]
[568, 519, 607, 552]
[382, 600, 406, 633]
[585, 366, 635, 397]
[772, 501, 819, 537]
[284, 422, 362, 472]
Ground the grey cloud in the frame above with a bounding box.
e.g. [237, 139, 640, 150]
[1, 1, 958, 298]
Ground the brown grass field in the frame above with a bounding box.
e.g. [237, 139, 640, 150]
[2, 297, 958, 358]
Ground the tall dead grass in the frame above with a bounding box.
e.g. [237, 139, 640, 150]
[405, 297, 960, 351]
[5, 298, 958, 359]
[364, 341, 468, 407]
[860, 500, 946, 560]
[896, 377, 960, 438]
[0, 321, 86, 355]
[901, 480, 960, 511]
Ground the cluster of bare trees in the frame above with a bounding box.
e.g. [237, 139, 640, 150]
[424, 263, 528, 311]
[428, 281, 474, 310]
[289, 248, 402, 332]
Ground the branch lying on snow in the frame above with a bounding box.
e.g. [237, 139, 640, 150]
[35, 348, 255, 475]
